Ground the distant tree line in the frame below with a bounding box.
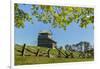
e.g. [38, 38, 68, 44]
[58, 41, 94, 58]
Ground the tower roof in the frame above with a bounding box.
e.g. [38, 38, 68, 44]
[39, 30, 51, 35]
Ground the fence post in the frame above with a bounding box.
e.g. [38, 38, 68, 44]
[47, 48, 51, 58]
[65, 51, 69, 58]
[58, 49, 61, 57]
[22, 43, 26, 56]
[70, 52, 74, 58]
[36, 49, 40, 56]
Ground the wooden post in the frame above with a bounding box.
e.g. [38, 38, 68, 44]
[47, 48, 51, 58]
[36, 49, 40, 56]
[22, 43, 26, 56]
[65, 51, 69, 58]
[58, 49, 61, 57]
[70, 52, 74, 58]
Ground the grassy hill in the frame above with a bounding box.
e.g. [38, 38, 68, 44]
[15, 44, 94, 65]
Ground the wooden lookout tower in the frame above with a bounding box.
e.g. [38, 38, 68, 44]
[37, 30, 57, 49]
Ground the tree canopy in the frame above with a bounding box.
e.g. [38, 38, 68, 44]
[14, 3, 94, 30]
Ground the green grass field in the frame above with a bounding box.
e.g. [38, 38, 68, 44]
[15, 45, 94, 65]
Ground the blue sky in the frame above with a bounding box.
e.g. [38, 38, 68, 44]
[15, 4, 94, 47]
